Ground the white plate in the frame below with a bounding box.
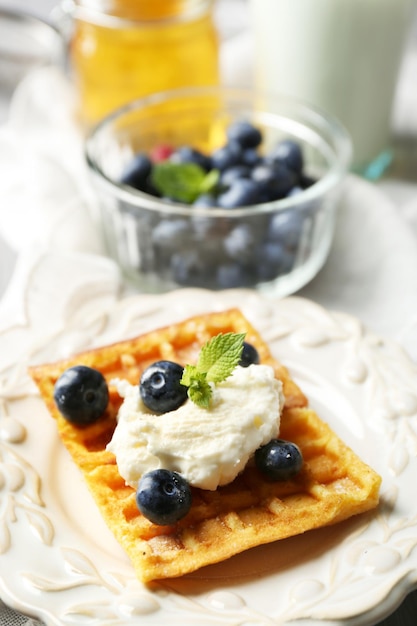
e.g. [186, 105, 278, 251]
[1, 261, 417, 626]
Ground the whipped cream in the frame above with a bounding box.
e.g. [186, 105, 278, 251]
[107, 364, 284, 491]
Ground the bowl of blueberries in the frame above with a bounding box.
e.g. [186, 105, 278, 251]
[85, 86, 351, 294]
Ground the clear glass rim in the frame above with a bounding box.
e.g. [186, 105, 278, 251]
[85, 85, 353, 219]
[60, 0, 212, 28]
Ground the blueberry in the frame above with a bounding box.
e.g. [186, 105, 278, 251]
[257, 241, 295, 281]
[219, 165, 250, 188]
[53, 365, 109, 426]
[191, 214, 216, 238]
[217, 262, 253, 288]
[223, 223, 258, 264]
[239, 342, 260, 367]
[192, 193, 217, 208]
[140, 361, 188, 413]
[241, 148, 262, 168]
[267, 139, 304, 175]
[170, 146, 212, 171]
[251, 162, 296, 201]
[218, 179, 261, 208]
[286, 185, 304, 198]
[255, 439, 303, 480]
[268, 211, 304, 249]
[152, 218, 190, 248]
[170, 249, 209, 286]
[136, 469, 192, 525]
[120, 153, 152, 190]
[226, 120, 262, 149]
[211, 141, 242, 171]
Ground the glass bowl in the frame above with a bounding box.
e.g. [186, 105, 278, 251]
[85, 86, 352, 295]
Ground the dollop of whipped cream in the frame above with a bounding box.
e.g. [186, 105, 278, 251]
[107, 364, 284, 491]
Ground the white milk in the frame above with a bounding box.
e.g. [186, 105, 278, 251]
[249, 0, 414, 173]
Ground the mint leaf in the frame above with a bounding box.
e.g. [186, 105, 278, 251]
[180, 332, 246, 408]
[198, 332, 246, 383]
[181, 366, 212, 408]
[180, 364, 199, 388]
[151, 162, 203, 203]
[199, 169, 220, 195]
[151, 161, 219, 204]
[188, 374, 212, 409]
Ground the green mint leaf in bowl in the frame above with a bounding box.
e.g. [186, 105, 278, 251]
[151, 162, 219, 204]
[199, 168, 220, 195]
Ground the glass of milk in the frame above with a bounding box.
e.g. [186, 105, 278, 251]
[249, 0, 415, 177]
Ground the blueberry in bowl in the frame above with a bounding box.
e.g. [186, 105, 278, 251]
[85, 86, 351, 295]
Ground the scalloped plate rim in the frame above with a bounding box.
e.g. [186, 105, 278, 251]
[1, 286, 417, 626]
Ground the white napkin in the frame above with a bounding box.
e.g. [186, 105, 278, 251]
[0, 67, 103, 258]
[300, 176, 417, 362]
[403, 196, 417, 234]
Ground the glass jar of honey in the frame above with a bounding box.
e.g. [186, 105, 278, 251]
[60, 0, 220, 125]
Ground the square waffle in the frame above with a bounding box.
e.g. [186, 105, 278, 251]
[29, 309, 381, 582]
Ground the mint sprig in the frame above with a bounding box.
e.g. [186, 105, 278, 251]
[181, 332, 246, 408]
[151, 161, 219, 204]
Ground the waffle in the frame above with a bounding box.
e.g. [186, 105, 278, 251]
[29, 309, 381, 582]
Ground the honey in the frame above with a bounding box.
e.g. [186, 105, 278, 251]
[65, 0, 220, 125]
